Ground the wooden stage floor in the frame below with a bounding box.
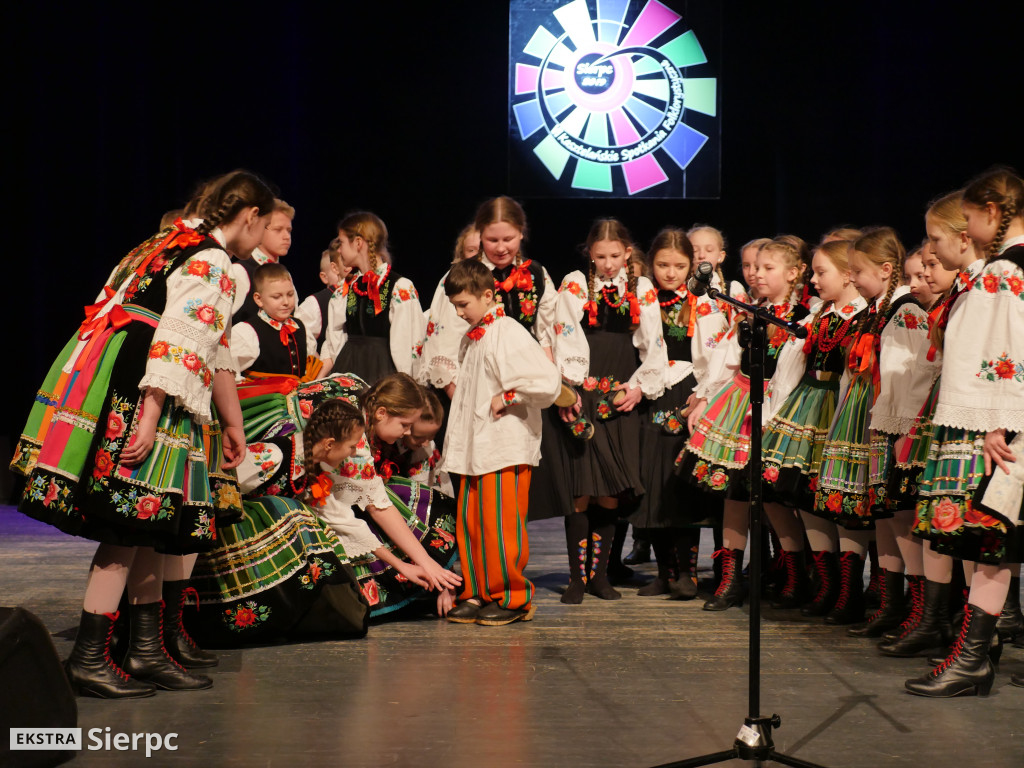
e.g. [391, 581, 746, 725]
[2, 506, 1022, 767]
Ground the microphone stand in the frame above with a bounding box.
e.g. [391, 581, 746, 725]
[654, 287, 826, 768]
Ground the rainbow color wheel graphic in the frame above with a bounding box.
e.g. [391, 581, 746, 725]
[510, 0, 718, 196]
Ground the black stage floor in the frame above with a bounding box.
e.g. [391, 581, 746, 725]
[2, 506, 1022, 767]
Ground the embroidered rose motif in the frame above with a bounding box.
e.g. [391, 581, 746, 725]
[92, 449, 114, 479]
[194, 303, 217, 325]
[520, 298, 536, 317]
[1008, 276, 1023, 295]
[149, 341, 170, 359]
[932, 498, 964, 532]
[901, 312, 919, 329]
[299, 399, 313, 418]
[397, 288, 412, 302]
[964, 500, 999, 528]
[808, 476, 819, 492]
[361, 579, 381, 606]
[696, 303, 711, 317]
[43, 480, 60, 507]
[360, 464, 376, 480]
[996, 358, 1015, 379]
[825, 492, 843, 513]
[105, 412, 126, 439]
[763, 465, 780, 483]
[982, 274, 1000, 293]
[709, 470, 728, 489]
[135, 495, 162, 520]
[426, 321, 436, 337]
[182, 353, 202, 373]
[186, 260, 212, 277]
[219, 274, 234, 296]
[693, 462, 709, 481]
[232, 606, 257, 628]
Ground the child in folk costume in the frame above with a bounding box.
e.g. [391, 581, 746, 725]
[555, 219, 668, 604]
[439, 259, 560, 625]
[320, 212, 424, 384]
[905, 168, 1024, 695]
[295, 246, 346, 357]
[811, 228, 936, 626]
[230, 198, 294, 324]
[231, 262, 322, 382]
[878, 192, 979, 657]
[759, 238, 866, 611]
[688, 225, 750, 316]
[11, 170, 277, 697]
[677, 236, 811, 610]
[418, 197, 557, 394]
[630, 228, 728, 598]
[904, 242, 944, 310]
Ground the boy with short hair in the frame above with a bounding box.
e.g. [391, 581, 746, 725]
[296, 245, 345, 357]
[440, 259, 560, 626]
[231, 262, 320, 381]
[232, 199, 295, 323]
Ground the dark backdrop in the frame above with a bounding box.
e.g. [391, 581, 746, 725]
[4, 1, 1021, 492]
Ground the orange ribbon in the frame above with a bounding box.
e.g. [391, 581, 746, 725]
[685, 291, 698, 337]
[278, 323, 296, 347]
[359, 264, 390, 315]
[308, 473, 334, 507]
[584, 299, 599, 326]
[495, 260, 534, 293]
[79, 286, 133, 341]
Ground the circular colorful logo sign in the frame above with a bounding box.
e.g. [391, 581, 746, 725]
[510, 0, 718, 197]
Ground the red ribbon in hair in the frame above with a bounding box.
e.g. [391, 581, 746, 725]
[169, 218, 204, 250]
[308, 473, 334, 507]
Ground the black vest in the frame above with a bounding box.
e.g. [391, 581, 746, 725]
[245, 315, 308, 377]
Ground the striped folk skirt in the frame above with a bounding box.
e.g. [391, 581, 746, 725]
[761, 372, 839, 511]
[188, 495, 368, 645]
[676, 373, 754, 496]
[911, 425, 1020, 564]
[813, 375, 876, 528]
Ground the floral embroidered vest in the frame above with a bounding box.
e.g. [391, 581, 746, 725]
[492, 260, 547, 330]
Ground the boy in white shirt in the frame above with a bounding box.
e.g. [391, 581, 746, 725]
[440, 259, 560, 625]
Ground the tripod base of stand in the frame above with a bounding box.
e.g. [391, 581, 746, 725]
[654, 715, 829, 768]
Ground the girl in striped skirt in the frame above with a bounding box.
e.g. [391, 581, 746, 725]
[759, 238, 865, 611]
[677, 236, 810, 610]
[905, 168, 1024, 696]
[812, 228, 936, 625]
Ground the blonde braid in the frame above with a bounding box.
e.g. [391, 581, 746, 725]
[367, 239, 379, 274]
[989, 203, 1015, 261]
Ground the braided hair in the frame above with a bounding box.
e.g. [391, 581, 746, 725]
[851, 227, 904, 340]
[185, 170, 276, 236]
[962, 167, 1024, 261]
[338, 211, 390, 274]
[583, 218, 639, 329]
[301, 399, 365, 504]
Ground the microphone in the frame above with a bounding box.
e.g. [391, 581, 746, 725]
[687, 261, 714, 296]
